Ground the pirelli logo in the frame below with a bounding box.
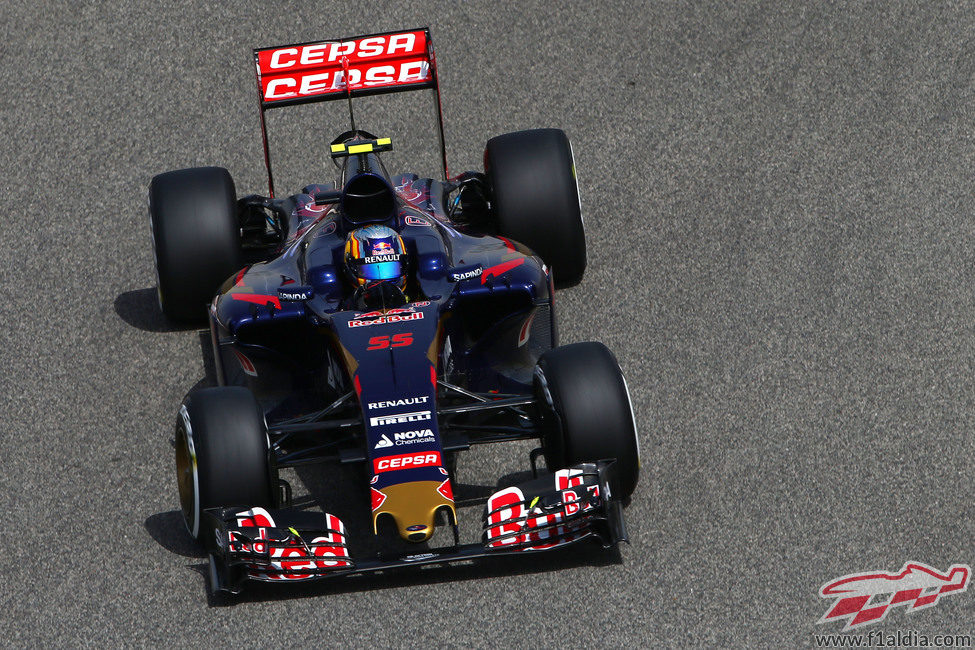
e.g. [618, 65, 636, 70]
[369, 410, 432, 427]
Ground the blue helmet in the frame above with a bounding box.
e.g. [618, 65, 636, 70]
[344, 225, 407, 290]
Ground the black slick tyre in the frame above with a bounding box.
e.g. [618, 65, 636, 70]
[534, 342, 640, 500]
[149, 167, 242, 322]
[485, 128, 586, 289]
[175, 387, 273, 540]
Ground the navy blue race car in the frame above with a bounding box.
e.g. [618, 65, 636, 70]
[150, 28, 639, 594]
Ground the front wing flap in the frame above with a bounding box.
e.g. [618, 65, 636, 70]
[482, 462, 627, 551]
[202, 462, 626, 594]
[203, 506, 354, 593]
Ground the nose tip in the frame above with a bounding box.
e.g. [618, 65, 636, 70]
[403, 523, 432, 542]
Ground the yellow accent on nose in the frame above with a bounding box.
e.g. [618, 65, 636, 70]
[347, 143, 374, 154]
[376, 137, 391, 146]
[372, 481, 456, 542]
[330, 143, 346, 153]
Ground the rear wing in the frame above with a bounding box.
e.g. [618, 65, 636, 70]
[253, 27, 448, 196]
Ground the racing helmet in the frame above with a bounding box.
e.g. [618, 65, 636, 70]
[344, 225, 408, 290]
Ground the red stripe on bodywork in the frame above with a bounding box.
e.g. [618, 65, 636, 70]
[497, 236, 516, 251]
[517, 311, 536, 347]
[371, 487, 387, 511]
[231, 293, 281, 310]
[438, 478, 454, 501]
[231, 349, 258, 377]
[481, 258, 525, 284]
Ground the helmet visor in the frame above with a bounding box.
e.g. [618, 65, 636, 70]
[358, 260, 403, 281]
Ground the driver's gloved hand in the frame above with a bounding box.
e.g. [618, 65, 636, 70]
[351, 281, 409, 311]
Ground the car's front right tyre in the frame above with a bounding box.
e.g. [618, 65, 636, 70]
[175, 387, 274, 540]
[149, 166, 242, 323]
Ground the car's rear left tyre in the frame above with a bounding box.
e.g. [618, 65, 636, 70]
[485, 128, 586, 289]
[534, 342, 640, 500]
[149, 166, 242, 323]
[175, 387, 274, 540]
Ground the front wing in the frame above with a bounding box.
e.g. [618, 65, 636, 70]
[202, 462, 627, 594]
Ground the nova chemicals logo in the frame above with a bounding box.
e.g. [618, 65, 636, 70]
[395, 429, 433, 442]
[394, 429, 433, 442]
[374, 429, 433, 448]
[818, 561, 970, 630]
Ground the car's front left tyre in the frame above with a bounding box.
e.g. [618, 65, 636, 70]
[484, 128, 586, 289]
[534, 342, 641, 501]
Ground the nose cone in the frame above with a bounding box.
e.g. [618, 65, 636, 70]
[372, 481, 455, 543]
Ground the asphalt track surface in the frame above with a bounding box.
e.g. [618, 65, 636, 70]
[3, 1, 975, 646]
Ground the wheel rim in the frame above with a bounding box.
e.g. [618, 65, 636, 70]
[175, 406, 200, 538]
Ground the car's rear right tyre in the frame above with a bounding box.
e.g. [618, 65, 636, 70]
[149, 166, 242, 323]
[534, 342, 640, 500]
[175, 387, 273, 540]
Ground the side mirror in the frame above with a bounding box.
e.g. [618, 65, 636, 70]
[314, 189, 342, 205]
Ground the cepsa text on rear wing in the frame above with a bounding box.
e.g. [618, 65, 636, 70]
[252, 28, 448, 195]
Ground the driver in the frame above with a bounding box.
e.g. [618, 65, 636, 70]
[343, 225, 410, 310]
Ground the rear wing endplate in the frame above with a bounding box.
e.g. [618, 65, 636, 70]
[253, 27, 448, 196]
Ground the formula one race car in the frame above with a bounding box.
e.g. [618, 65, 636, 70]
[150, 28, 640, 594]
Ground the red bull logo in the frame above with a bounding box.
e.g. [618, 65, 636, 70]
[347, 312, 423, 328]
[355, 306, 414, 319]
[818, 561, 970, 630]
[371, 240, 394, 255]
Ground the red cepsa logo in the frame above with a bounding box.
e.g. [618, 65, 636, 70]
[373, 451, 441, 474]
